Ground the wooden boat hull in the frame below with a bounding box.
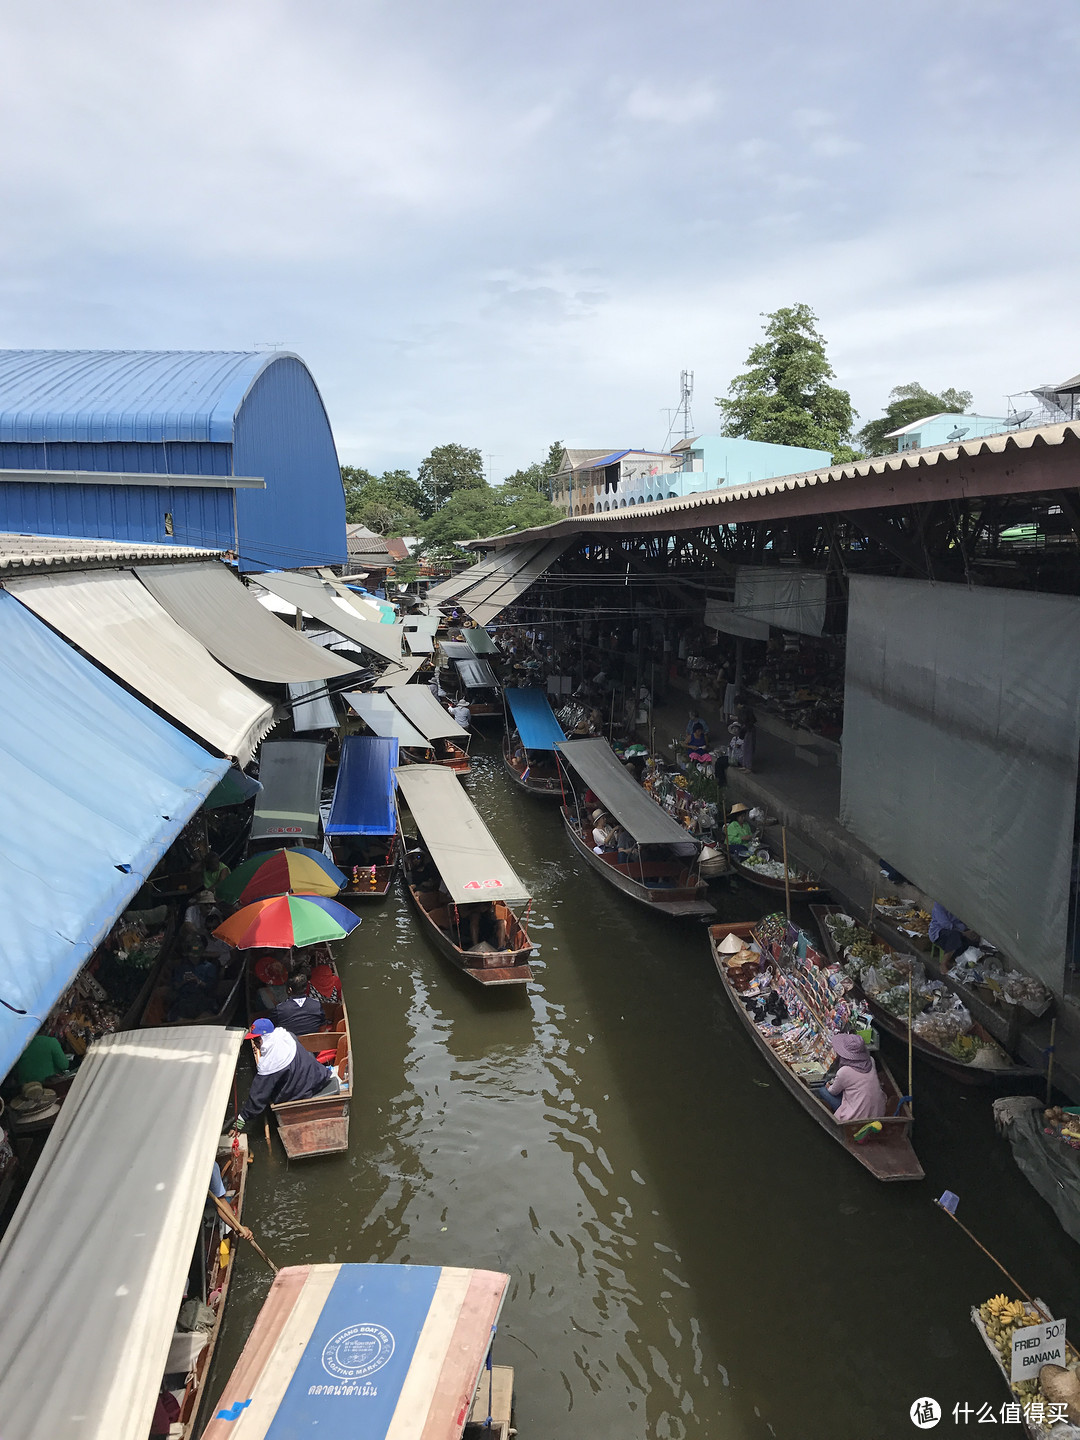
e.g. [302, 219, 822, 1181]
[248, 958, 352, 1158]
[730, 854, 824, 894]
[403, 877, 533, 986]
[561, 808, 714, 917]
[502, 736, 562, 799]
[709, 922, 924, 1181]
[139, 948, 245, 1029]
[178, 1135, 249, 1437]
[811, 905, 1040, 1088]
[330, 836, 399, 903]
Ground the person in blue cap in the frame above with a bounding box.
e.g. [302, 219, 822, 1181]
[231, 1018, 337, 1131]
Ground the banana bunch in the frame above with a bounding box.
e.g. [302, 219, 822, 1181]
[979, 1295, 1043, 1358]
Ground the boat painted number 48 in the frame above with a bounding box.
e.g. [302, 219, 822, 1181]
[463, 879, 504, 890]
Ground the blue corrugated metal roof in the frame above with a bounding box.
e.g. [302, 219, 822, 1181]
[0, 350, 287, 444]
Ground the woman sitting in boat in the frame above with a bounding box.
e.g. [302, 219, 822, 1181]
[231, 1018, 338, 1132]
[590, 811, 616, 853]
[685, 717, 711, 762]
[726, 803, 754, 857]
[817, 1033, 886, 1123]
[269, 971, 327, 1036]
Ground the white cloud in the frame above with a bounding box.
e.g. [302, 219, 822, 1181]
[623, 81, 718, 125]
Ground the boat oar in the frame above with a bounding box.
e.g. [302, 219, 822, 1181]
[212, 1193, 279, 1275]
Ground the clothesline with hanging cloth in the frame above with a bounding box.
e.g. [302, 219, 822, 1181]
[5, 569, 274, 764]
[555, 737, 697, 846]
[0, 1027, 243, 1440]
[0, 591, 229, 1078]
[135, 561, 359, 683]
[252, 570, 403, 663]
[395, 763, 531, 906]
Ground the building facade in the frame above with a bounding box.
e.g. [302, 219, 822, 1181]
[0, 350, 347, 571]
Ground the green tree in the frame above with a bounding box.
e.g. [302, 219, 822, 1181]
[416, 476, 559, 559]
[716, 304, 858, 462]
[501, 440, 563, 498]
[417, 443, 487, 512]
[856, 382, 974, 456]
[340, 465, 424, 532]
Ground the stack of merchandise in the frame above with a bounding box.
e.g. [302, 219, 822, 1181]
[45, 910, 170, 1053]
[824, 912, 1012, 1069]
[641, 763, 718, 841]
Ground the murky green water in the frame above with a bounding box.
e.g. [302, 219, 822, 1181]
[205, 739, 1080, 1438]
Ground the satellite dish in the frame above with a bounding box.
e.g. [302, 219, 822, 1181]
[1006, 409, 1034, 427]
[946, 426, 969, 442]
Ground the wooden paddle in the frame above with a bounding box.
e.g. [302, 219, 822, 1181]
[211, 1193, 279, 1274]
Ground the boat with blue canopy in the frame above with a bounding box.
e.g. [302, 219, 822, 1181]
[327, 735, 400, 902]
[502, 687, 566, 798]
[202, 1262, 514, 1440]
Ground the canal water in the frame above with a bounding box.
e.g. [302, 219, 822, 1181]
[206, 740, 1080, 1438]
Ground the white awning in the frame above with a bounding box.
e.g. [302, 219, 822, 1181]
[464, 539, 569, 626]
[136, 562, 359, 683]
[386, 684, 469, 741]
[287, 680, 339, 732]
[404, 629, 434, 654]
[252, 571, 403, 663]
[7, 570, 275, 764]
[370, 656, 425, 688]
[345, 691, 428, 748]
[0, 1027, 243, 1440]
[395, 763, 530, 905]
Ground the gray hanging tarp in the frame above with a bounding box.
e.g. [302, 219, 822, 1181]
[993, 1096, 1080, 1247]
[703, 597, 771, 640]
[840, 576, 1080, 993]
[555, 738, 696, 847]
[734, 565, 826, 637]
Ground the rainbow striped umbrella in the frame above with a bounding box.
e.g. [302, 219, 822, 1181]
[213, 894, 361, 950]
[218, 848, 345, 904]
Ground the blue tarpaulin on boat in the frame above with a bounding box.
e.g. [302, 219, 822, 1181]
[326, 735, 399, 837]
[505, 687, 566, 752]
[0, 590, 228, 1077]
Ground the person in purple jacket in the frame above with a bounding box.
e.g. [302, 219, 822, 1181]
[818, 1033, 886, 1122]
[232, 1019, 336, 1131]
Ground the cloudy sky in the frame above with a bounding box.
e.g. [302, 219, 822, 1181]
[1, 0, 1077, 477]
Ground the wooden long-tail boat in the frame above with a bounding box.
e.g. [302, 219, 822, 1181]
[202, 1262, 513, 1440]
[384, 683, 473, 777]
[729, 847, 824, 894]
[555, 737, 714, 918]
[502, 687, 566, 799]
[810, 904, 1039, 1087]
[326, 733, 400, 902]
[710, 920, 923, 1182]
[247, 952, 352, 1159]
[395, 763, 535, 986]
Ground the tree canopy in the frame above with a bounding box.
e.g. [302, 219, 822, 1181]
[716, 304, 858, 463]
[417, 443, 562, 559]
[341, 466, 424, 534]
[856, 382, 974, 456]
[417, 443, 487, 513]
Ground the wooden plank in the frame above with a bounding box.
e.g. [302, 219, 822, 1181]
[200, 1266, 314, 1440]
[467, 1365, 513, 1438]
[277, 1113, 349, 1159]
[418, 1271, 509, 1440]
[384, 1267, 472, 1440]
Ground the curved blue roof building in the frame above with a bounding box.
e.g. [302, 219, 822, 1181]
[0, 350, 347, 570]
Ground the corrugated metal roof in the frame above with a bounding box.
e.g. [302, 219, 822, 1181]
[0, 531, 222, 574]
[474, 420, 1080, 548]
[0, 350, 292, 444]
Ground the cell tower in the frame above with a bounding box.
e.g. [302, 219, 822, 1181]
[662, 370, 695, 451]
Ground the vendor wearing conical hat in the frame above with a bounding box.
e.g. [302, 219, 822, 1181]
[726, 802, 753, 853]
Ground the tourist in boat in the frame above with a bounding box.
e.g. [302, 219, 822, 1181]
[817, 1033, 886, 1122]
[167, 938, 221, 1022]
[464, 902, 508, 952]
[270, 972, 327, 1036]
[591, 811, 615, 852]
[616, 827, 637, 866]
[451, 697, 472, 728]
[726, 803, 754, 856]
[231, 1019, 338, 1131]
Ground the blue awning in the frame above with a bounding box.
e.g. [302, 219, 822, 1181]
[505, 687, 567, 752]
[0, 590, 228, 1077]
[326, 735, 400, 836]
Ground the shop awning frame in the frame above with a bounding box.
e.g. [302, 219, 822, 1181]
[0, 1026, 243, 1440]
[454, 657, 500, 691]
[386, 684, 469, 742]
[0, 591, 229, 1078]
[135, 562, 359, 683]
[250, 739, 326, 843]
[555, 738, 696, 846]
[344, 691, 428, 749]
[252, 571, 403, 663]
[6, 569, 275, 764]
[505, 687, 566, 752]
[394, 764, 531, 905]
[286, 680, 339, 732]
[326, 735, 399, 837]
